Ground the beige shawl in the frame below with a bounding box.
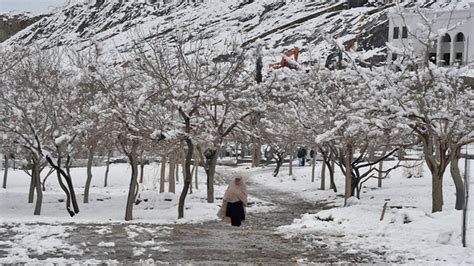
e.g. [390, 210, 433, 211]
[217, 177, 248, 223]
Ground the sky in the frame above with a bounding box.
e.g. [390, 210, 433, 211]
[0, 0, 67, 14]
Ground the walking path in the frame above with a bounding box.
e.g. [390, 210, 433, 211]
[0, 173, 381, 264]
[156, 182, 377, 264]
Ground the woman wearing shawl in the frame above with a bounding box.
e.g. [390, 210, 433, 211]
[217, 176, 248, 227]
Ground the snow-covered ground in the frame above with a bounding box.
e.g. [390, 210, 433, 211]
[0, 161, 274, 263]
[0, 162, 268, 224]
[1, 157, 473, 264]
[239, 159, 474, 264]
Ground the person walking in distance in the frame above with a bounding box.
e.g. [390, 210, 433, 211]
[297, 147, 307, 166]
[217, 176, 248, 227]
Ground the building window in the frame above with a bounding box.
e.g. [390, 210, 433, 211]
[442, 53, 450, 66]
[456, 53, 463, 64]
[456, 32, 465, 42]
[402, 26, 408, 38]
[393, 27, 399, 39]
[442, 33, 451, 43]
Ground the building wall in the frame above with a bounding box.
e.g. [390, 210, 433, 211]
[388, 6, 474, 66]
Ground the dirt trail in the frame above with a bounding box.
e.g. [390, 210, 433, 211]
[0, 171, 381, 264]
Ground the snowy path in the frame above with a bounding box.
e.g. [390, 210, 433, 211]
[154, 182, 379, 264]
[0, 178, 382, 264]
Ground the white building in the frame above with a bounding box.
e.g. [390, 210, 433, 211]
[388, 2, 474, 66]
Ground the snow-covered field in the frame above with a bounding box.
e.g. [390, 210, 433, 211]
[239, 159, 474, 264]
[0, 161, 274, 263]
[1, 158, 473, 264]
[0, 162, 268, 224]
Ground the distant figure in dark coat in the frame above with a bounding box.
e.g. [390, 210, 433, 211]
[217, 176, 248, 227]
[297, 148, 307, 166]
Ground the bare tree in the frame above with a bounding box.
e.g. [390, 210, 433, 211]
[0, 47, 80, 216]
[386, 8, 474, 212]
[132, 33, 258, 214]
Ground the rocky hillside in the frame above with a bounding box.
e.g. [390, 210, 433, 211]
[2, 0, 405, 64]
[0, 13, 48, 43]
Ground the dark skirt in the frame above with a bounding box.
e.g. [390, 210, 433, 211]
[226, 201, 245, 226]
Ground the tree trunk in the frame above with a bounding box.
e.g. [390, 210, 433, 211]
[432, 170, 444, 213]
[28, 172, 35, 203]
[378, 147, 388, 188]
[168, 154, 175, 193]
[369, 149, 375, 161]
[235, 142, 239, 161]
[320, 159, 326, 190]
[356, 183, 362, 199]
[41, 168, 55, 191]
[450, 147, 465, 210]
[251, 141, 256, 167]
[273, 153, 284, 177]
[422, 135, 448, 213]
[45, 155, 80, 216]
[311, 151, 316, 183]
[462, 147, 470, 247]
[178, 139, 193, 218]
[125, 142, 139, 221]
[83, 146, 95, 204]
[104, 150, 111, 187]
[189, 164, 194, 194]
[55, 157, 74, 216]
[189, 152, 195, 193]
[207, 150, 218, 203]
[32, 155, 42, 215]
[377, 161, 384, 188]
[139, 151, 145, 183]
[175, 156, 180, 183]
[252, 141, 260, 168]
[289, 144, 294, 176]
[2, 154, 8, 189]
[181, 151, 186, 183]
[194, 152, 199, 190]
[160, 155, 166, 193]
[344, 143, 353, 207]
[329, 156, 337, 192]
[398, 147, 405, 160]
[65, 155, 72, 180]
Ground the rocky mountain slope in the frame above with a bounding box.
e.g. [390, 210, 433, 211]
[0, 13, 48, 43]
[3, 0, 461, 65]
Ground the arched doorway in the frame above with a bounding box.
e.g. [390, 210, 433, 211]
[454, 32, 465, 65]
